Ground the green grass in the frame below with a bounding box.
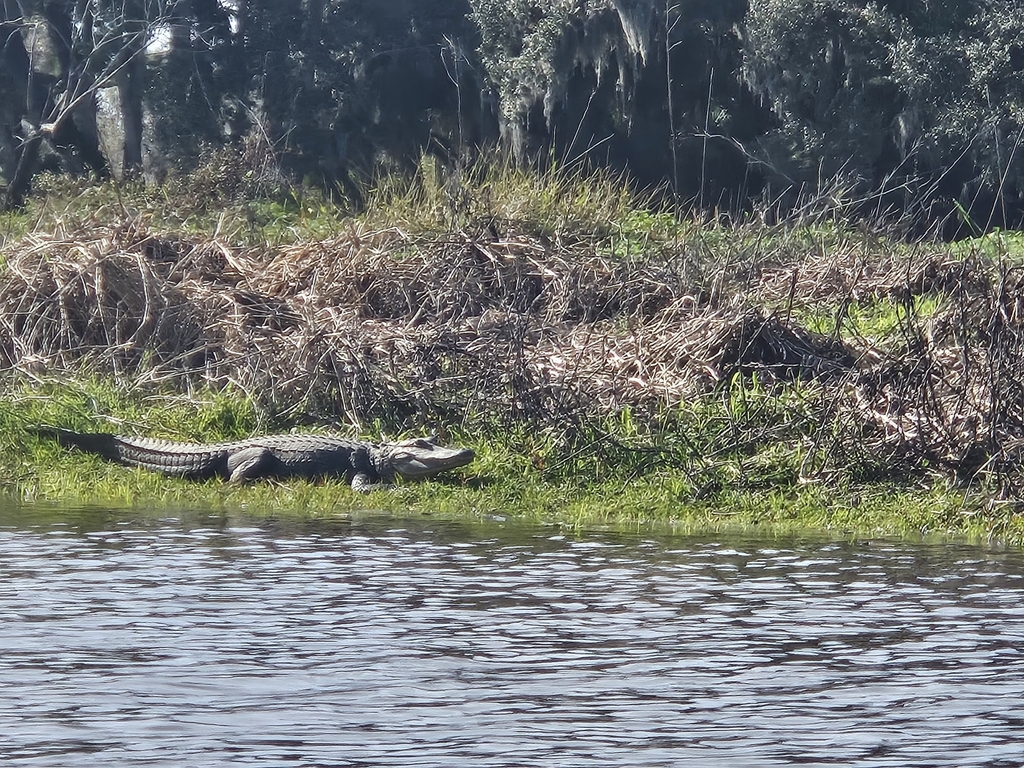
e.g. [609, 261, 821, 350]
[952, 229, 1024, 261]
[799, 293, 946, 346]
[1, 152, 668, 251]
[1, 373, 1018, 546]
[0, 172, 354, 249]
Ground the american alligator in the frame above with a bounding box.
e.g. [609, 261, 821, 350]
[33, 428, 474, 491]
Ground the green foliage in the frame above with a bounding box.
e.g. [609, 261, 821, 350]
[6, 162, 354, 248]
[743, 0, 1024, 225]
[0, 376, 258, 443]
[469, 0, 675, 161]
[743, 0, 906, 184]
[470, 0, 577, 128]
[8, 0, 1024, 232]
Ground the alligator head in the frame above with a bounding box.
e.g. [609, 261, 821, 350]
[384, 436, 475, 480]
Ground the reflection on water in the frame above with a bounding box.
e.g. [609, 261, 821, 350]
[2, 504, 1024, 767]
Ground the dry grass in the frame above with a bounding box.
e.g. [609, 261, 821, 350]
[2, 215, 1023, 493]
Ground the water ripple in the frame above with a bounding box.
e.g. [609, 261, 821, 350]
[2, 512, 1024, 766]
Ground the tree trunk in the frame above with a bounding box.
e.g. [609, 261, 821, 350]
[1, 4, 36, 208]
[168, 0, 193, 49]
[1, 0, 30, 106]
[3, 134, 42, 210]
[117, 45, 145, 176]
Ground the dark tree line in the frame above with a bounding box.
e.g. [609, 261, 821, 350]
[3, 0, 1024, 233]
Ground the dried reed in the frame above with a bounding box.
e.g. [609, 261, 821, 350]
[2, 218, 1021, 489]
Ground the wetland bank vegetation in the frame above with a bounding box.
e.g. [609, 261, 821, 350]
[2, 158, 1024, 545]
[4, 1, 1024, 543]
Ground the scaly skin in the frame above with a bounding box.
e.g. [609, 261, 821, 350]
[32, 428, 474, 490]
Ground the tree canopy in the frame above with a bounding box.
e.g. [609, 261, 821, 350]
[3, 0, 1023, 232]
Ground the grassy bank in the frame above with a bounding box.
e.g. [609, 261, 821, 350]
[0, 373, 1008, 543]
[2, 158, 1024, 544]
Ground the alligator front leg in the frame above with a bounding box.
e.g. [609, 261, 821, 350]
[349, 446, 387, 491]
[350, 472, 385, 492]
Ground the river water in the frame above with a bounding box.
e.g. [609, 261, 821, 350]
[2, 504, 1024, 767]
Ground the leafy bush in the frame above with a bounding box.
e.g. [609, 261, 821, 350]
[743, 0, 1024, 230]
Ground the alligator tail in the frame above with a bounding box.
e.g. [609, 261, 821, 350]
[30, 426, 121, 461]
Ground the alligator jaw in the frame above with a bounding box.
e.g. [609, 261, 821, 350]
[386, 437, 475, 480]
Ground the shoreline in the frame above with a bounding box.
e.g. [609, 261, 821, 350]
[2, 373, 1018, 547]
[2, 170, 1024, 545]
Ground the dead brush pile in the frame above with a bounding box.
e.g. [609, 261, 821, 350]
[0, 220, 845, 410]
[1, 218, 1023, 489]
